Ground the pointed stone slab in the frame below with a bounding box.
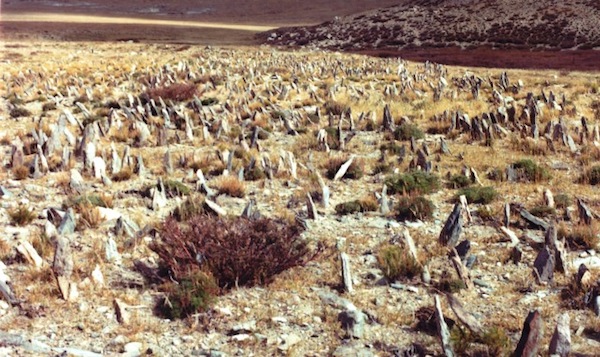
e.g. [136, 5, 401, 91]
[434, 295, 454, 357]
[439, 203, 462, 247]
[340, 253, 353, 294]
[513, 310, 543, 357]
[306, 193, 319, 220]
[333, 156, 355, 181]
[549, 312, 570, 357]
[447, 294, 483, 335]
[520, 209, 550, 230]
[204, 198, 227, 216]
[533, 246, 554, 284]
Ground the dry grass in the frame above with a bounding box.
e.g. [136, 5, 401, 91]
[213, 175, 246, 198]
[76, 204, 103, 231]
[12, 165, 30, 180]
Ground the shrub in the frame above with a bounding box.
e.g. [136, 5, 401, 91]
[480, 327, 511, 356]
[580, 165, 600, 185]
[42, 102, 57, 111]
[377, 244, 422, 282]
[396, 196, 434, 221]
[171, 195, 208, 222]
[145, 83, 197, 102]
[10, 107, 31, 118]
[322, 126, 341, 150]
[528, 205, 556, 218]
[151, 216, 316, 290]
[554, 193, 571, 209]
[12, 165, 29, 180]
[335, 197, 378, 215]
[9, 205, 36, 226]
[512, 159, 551, 182]
[111, 169, 133, 182]
[384, 171, 440, 195]
[156, 270, 219, 319]
[244, 166, 266, 181]
[143, 180, 192, 199]
[76, 204, 102, 230]
[213, 176, 245, 198]
[438, 276, 467, 293]
[325, 156, 364, 180]
[559, 223, 599, 250]
[65, 194, 113, 209]
[456, 186, 498, 204]
[324, 100, 350, 116]
[394, 123, 424, 141]
[448, 174, 471, 189]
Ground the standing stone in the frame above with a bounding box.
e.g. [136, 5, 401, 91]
[447, 294, 483, 334]
[316, 172, 330, 209]
[439, 204, 462, 247]
[333, 156, 355, 181]
[164, 149, 173, 175]
[57, 208, 76, 236]
[533, 246, 554, 284]
[504, 203, 511, 227]
[549, 313, 571, 357]
[380, 184, 389, 215]
[577, 198, 593, 225]
[434, 295, 454, 357]
[513, 310, 543, 357]
[53, 236, 76, 301]
[340, 253, 353, 294]
[338, 308, 366, 339]
[92, 157, 106, 179]
[544, 189, 555, 209]
[69, 169, 85, 193]
[306, 193, 318, 220]
[545, 225, 569, 275]
[520, 209, 550, 230]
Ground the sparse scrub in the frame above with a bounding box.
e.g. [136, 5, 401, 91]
[76, 204, 103, 230]
[9, 205, 36, 226]
[65, 194, 113, 209]
[145, 83, 197, 102]
[554, 193, 571, 209]
[10, 107, 31, 118]
[448, 174, 471, 189]
[156, 270, 219, 319]
[528, 205, 556, 218]
[394, 123, 424, 141]
[170, 195, 208, 222]
[335, 197, 378, 215]
[213, 176, 246, 198]
[324, 100, 350, 116]
[12, 165, 30, 180]
[457, 186, 498, 204]
[580, 165, 600, 185]
[558, 222, 599, 250]
[395, 195, 434, 221]
[384, 170, 440, 195]
[377, 244, 422, 282]
[151, 215, 316, 290]
[112, 169, 133, 182]
[512, 159, 551, 182]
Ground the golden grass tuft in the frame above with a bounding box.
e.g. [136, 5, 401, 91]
[9, 205, 36, 226]
[12, 165, 30, 180]
[214, 176, 246, 198]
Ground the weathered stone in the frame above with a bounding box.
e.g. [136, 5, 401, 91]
[545, 225, 569, 275]
[549, 312, 570, 357]
[520, 209, 550, 230]
[340, 252, 353, 294]
[454, 240, 470, 260]
[333, 155, 355, 181]
[306, 193, 318, 220]
[447, 294, 483, 334]
[92, 157, 106, 179]
[434, 295, 454, 357]
[439, 203, 462, 247]
[69, 169, 85, 193]
[533, 246, 554, 284]
[338, 308, 366, 339]
[577, 198, 593, 225]
[513, 310, 543, 357]
[58, 208, 76, 236]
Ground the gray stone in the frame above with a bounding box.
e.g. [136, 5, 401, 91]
[439, 203, 462, 247]
[520, 209, 550, 230]
[514, 310, 543, 357]
[533, 246, 555, 284]
[340, 253, 353, 294]
[434, 295, 454, 357]
[338, 308, 366, 339]
[549, 312, 570, 357]
[58, 208, 76, 236]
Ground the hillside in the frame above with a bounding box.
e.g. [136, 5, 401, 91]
[261, 0, 600, 52]
[0, 39, 599, 356]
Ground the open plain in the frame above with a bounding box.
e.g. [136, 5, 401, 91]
[1, 1, 600, 356]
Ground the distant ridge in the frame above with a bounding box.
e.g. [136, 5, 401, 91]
[259, 0, 600, 52]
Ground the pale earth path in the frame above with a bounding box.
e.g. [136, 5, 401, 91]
[1, 12, 276, 33]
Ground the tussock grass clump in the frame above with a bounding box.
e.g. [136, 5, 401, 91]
[213, 176, 246, 198]
[384, 170, 440, 195]
[395, 196, 434, 221]
[143, 180, 191, 198]
[9, 205, 36, 226]
[156, 270, 219, 319]
[528, 205, 556, 218]
[170, 195, 207, 222]
[335, 197, 378, 215]
[42, 102, 57, 111]
[377, 244, 422, 282]
[394, 123, 424, 141]
[554, 193, 571, 209]
[511, 159, 551, 182]
[456, 186, 498, 204]
[32, 233, 54, 259]
[448, 174, 471, 189]
[152, 215, 315, 291]
[324, 100, 350, 116]
[480, 327, 511, 356]
[558, 222, 600, 250]
[325, 156, 365, 180]
[111, 169, 133, 182]
[580, 165, 600, 185]
[12, 165, 30, 180]
[145, 83, 197, 102]
[65, 194, 113, 209]
[76, 204, 103, 231]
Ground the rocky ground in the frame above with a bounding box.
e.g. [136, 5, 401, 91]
[260, 0, 600, 52]
[0, 40, 599, 356]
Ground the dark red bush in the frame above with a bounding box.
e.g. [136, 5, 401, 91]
[145, 83, 197, 102]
